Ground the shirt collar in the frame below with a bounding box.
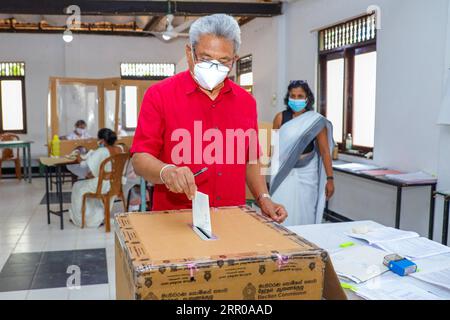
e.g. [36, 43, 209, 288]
[183, 70, 233, 96]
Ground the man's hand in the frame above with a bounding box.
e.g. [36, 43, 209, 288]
[258, 198, 288, 223]
[161, 166, 197, 200]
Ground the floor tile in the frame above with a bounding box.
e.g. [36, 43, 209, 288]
[27, 287, 70, 300]
[0, 290, 28, 300]
[0, 274, 35, 292]
[68, 284, 109, 300]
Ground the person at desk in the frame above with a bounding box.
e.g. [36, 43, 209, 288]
[66, 120, 92, 140]
[131, 14, 287, 223]
[65, 120, 93, 178]
[270, 80, 334, 226]
[69, 128, 122, 228]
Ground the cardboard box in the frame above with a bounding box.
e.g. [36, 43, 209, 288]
[115, 206, 346, 300]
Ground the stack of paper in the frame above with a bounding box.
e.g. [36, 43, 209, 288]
[331, 245, 389, 283]
[360, 169, 403, 176]
[346, 227, 450, 259]
[385, 171, 437, 184]
[411, 267, 450, 290]
[333, 162, 382, 173]
[375, 237, 450, 260]
[345, 227, 419, 245]
[354, 280, 442, 300]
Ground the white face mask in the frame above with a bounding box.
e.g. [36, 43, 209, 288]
[76, 128, 86, 135]
[193, 61, 229, 91]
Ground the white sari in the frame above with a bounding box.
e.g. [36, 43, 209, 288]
[270, 111, 333, 226]
[69, 147, 115, 228]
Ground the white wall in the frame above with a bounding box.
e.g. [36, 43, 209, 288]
[0, 33, 186, 160]
[238, 17, 282, 122]
[239, 0, 450, 240]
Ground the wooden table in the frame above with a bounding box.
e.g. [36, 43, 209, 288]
[0, 140, 33, 183]
[39, 157, 77, 230]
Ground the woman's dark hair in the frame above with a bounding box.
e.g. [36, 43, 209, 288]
[97, 128, 117, 146]
[284, 80, 315, 111]
[75, 119, 87, 127]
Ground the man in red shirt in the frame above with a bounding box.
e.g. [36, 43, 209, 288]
[131, 14, 287, 223]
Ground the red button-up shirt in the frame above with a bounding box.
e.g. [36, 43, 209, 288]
[130, 70, 261, 210]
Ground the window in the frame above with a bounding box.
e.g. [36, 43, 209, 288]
[0, 62, 26, 133]
[318, 14, 377, 156]
[120, 63, 175, 80]
[236, 55, 253, 94]
[121, 86, 138, 130]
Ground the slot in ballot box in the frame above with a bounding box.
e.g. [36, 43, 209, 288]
[114, 206, 346, 300]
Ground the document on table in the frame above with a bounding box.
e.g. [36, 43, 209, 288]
[345, 227, 419, 245]
[385, 171, 437, 184]
[354, 280, 442, 300]
[375, 237, 450, 260]
[333, 162, 381, 172]
[192, 191, 212, 239]
[331, 245, 389, 283]
[411, 267, 450, 290]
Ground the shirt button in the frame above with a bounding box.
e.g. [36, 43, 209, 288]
[216, 196, 221, 201]
[212, 104, 216, 108]
[218, 172, 222, 176]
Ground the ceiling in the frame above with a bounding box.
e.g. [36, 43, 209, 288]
[0, 1, 283, 38]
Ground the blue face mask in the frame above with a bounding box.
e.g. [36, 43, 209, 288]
[288, 98, 307, 112]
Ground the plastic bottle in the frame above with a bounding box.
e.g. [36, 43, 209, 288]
[345, 133, 353, 150]
[51, 135, 60, 157]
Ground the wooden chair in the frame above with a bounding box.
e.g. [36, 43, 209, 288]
[0, 133, 22, 180]
[81, 152, 129, 232]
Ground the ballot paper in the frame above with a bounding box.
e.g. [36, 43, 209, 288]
[333, 162, 381, 172]
[345, 227, 419, 245]
[354, 280, 442, 300]
[375, 237, 450, 260]
[331, 245, 389, 283]
[192, 191, 212, 239]
[411, 267, 450, 290]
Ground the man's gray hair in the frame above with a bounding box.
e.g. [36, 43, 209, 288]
[189, 14, 241, 53]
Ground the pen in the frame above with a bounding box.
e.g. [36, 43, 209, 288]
[193, 167, 208, 177]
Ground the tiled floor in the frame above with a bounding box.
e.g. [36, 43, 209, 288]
[0, 178, 118, 300]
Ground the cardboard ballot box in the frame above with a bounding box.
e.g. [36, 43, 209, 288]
[114, 206, 346, 300]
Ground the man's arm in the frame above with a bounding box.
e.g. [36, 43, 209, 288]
[132, 153, 197, 200]
[246, 161, 287, 223]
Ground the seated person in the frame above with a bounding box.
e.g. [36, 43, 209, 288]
[66, 120, 92, 140]
[66, 120, 93, 177]
[69, 128, 122, 228]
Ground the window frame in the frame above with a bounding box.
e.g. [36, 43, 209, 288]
[319, 38, 376, 156]
[236, 54, 253, 94]
[0, 75, 27, 134]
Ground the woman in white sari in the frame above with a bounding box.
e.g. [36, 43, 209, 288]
[69, 128, 122, 228]
[270, 80, 335, 226]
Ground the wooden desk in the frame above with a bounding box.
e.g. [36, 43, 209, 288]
[39, 156, 77, 230]
[0, 140, 33, 183]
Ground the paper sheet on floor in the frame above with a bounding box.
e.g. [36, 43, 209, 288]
[331, 245, 389, 283]
[375, 237, 450, 259]
[411, 267, 450, 290]
[345, 227, 419, 245]
[354, 280, 443, 300]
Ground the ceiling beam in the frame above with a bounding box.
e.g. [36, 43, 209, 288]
[238, 16, 255, 26]
[0, 1, 282, 17]
[143, 16, 164, 32]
